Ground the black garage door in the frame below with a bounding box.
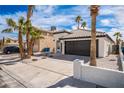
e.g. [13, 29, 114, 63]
[65, 40, 98, 57]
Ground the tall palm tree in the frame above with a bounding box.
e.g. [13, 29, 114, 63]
[113, 32, 122, 54]
[81, 21, 87, 29]
[30, 28, 43, 55]
[2, 37, 5, 46]
[113, 32, 122, 45]
[90, 5, 99, 66]
[26, 5, 34, 58]
[23, 22, 43, 55]
[75, 16, 82, 30]
[2, 17, 25, 59]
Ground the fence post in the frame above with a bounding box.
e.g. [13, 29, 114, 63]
[73, 59, 84, 79]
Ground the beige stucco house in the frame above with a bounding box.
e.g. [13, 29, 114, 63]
[33, 28, 114, 58]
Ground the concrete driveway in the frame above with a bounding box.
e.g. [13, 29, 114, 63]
[0, 53, 119, 88]
[0, 54, 96, 88]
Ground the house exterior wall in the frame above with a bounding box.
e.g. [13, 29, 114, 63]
[61, 37, 114, 58]
[33, 33, 56, 53]
[53, 33, 70, 53]
[99, 37, 113, 57]
[98, 38, 105, 57]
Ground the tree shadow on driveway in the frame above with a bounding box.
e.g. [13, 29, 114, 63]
[47, 76, 96, 88]
[47, 54, 90, 63]
[0, 54, 21, 65]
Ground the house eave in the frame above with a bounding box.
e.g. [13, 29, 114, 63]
[59, 35, 106, 40]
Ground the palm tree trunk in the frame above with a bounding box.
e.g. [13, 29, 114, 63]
[30, 38, 34, 55]
[78, 22, 79, 30]
[26, 24, 31, 58]
[18, 29, 25, 59]
[90, 13, 97, 66]
[26, 5, 33, 58]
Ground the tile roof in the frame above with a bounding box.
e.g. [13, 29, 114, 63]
[61, 29, 106, 39]
[52, 30, 72, 34]
[60, 29, 114, 43]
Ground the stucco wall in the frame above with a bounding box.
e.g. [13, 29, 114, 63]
[74, 61, 124, 88]
[103, 37, 114, 57]
[54, 33, 70, 53]
[33, 35, 56, 53]
[98, 38, 105, 57]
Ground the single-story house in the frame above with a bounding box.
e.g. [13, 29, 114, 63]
[59, 30, 115, 58]
[0, 38, 19, 49]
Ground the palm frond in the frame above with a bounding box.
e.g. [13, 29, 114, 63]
[18, 16, 25, 25]
[81, 21, 87, 28]
[75, 16, 82, 22]
[22, 25, 27, 35]
[6, 18, 17, 27]
[2, 28, 13, 33]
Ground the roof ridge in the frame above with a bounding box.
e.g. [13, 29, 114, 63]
[72, 29, 105, 34]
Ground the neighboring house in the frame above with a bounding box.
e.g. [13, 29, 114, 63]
[53, 30, 71, 53]
[59, 30, 114, 58]
[5, 38, 18, 44]
[33, 29, 55, 53]
[2, 38, 18, 48]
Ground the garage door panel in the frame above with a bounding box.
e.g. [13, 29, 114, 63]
[65, 40, 98, 57]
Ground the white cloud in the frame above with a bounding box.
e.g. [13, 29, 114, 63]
[100, 8, 113, 15]
[101, 19, 111, 26]
[1, 5, 124, 41]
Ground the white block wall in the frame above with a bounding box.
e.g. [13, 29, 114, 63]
[74, 61, 124, 88]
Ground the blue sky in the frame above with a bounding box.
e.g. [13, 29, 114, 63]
[0, 5, 124, 41]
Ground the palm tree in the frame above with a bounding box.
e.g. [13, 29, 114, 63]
[30, 28, 43, 55]
[2, 37, 5, 46]
[113, 32, 122, 45]
[2, 17, 25, 59]
[81, 21, 87, 29]
[23, 22, 43, 55]
[90, 5, 99, 66]
[113, 32, 122, 54]
[75, 16, 82, 30]
[26, 5, 34, 58]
